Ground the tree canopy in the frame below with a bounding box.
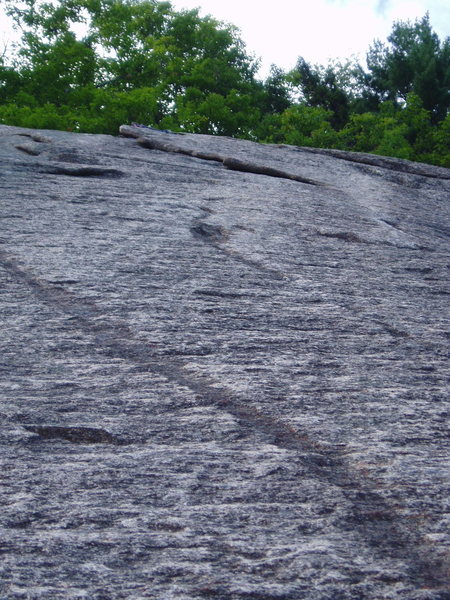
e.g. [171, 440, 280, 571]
[366, 13, 450, 122]
[1, 0, 264, 135]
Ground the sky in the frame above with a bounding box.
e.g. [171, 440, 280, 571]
[1, 0, 449, 77]
[170, 0, 450, 75]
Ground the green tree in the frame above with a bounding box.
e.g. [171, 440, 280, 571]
[278, 104, 338, 147]
[289, 57, 351, 128]
[260, 65, 292, 114]
[366, 13, 450, 122]
[2, 0, 261, 135]
[431, 113, 450, 167]
[336, 106, 411, 158]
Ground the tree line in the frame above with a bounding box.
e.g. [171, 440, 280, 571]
[1, 0, 449, 167]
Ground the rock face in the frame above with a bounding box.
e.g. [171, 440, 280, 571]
[0, 123, 449, 600]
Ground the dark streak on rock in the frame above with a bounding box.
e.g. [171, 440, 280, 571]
[366, 319, 410, 339]
[299, 146, 450, 180]
[24, 425, 123, 445]
[404, 267, 434, 274]
[195, 289, 249, 299]
[38, 165, 125, 178]
[15, 143, 42, 156]
[1, 247, 447, 590]
[191, 222, 229, 243]
[136, 136, 194, 157]
[191, 217, 288, 281]
[223, 156, 320, 186]
[135, 135, 224, 164]
[380, 218, 402, 230]
[17, 132, 53, 143]
[112, 215, 147, 222]
[318, 231, 364, 243]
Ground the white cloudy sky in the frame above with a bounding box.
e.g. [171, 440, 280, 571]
[171, 0, 450, 75]
[1, 0, 449, 77]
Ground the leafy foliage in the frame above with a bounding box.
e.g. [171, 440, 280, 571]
[289, 58, 350, 129]
[366, 13, 450, 122]
[1, 0, 262, 134]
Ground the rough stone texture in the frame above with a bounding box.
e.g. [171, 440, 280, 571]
[0, 123, 449, 600]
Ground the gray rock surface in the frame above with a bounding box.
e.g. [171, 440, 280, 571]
[0, 123, 449, 600]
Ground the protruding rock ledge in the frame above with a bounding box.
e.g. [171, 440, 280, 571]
[120, 124, 323, 185]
